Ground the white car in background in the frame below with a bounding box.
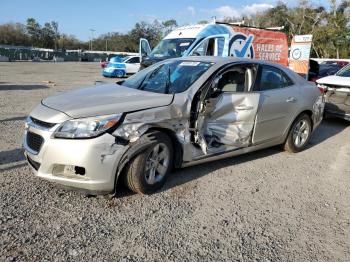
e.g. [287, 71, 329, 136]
[317, 64, 350, 121]
[103, 56, 140, 78]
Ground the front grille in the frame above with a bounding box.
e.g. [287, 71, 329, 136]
[26, 132, 44, 153]
[27, 156, 41, 171]
[30, 117, 56, 129]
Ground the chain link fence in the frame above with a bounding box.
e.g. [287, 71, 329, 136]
[0, 45, 137, 62]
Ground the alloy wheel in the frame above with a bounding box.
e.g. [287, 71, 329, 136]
[292, 119, 310, 147]
[145, 143, 170, 185]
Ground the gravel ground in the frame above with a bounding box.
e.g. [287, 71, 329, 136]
[1, 62, 350, 261]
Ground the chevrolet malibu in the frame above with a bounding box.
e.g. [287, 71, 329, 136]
[23, 57, 324, 195]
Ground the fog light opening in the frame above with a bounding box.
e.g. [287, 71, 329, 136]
[74, 166, 85, 176]
[52, 164, 86, 178]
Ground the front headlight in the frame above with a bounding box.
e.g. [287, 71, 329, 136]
[53, 113, 122, 139]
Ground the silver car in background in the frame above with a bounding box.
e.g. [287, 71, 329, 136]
[23, 57, 324, 195]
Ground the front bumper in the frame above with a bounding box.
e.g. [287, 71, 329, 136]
[23, 122, 127, 194]
[102, 69, 126, 77]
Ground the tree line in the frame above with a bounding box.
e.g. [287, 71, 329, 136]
[0, 18, 177, 52]
[0, 18, 87, 50]
[0, 0, 349, 58]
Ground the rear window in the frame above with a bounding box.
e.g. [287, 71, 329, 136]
[257, 65, 293, 91]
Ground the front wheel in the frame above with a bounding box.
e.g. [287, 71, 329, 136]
[124, 132, 173, 194]
[284, 114, 312, 153]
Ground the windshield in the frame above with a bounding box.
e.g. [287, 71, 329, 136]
[122, 60, 213, 94]
[121, 56, 129, 62]
[149, 38, 195, 58]
[336, 64, 350, 77]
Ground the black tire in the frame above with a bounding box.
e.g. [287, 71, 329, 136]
[124, 132, 173, 194]
[284, 114, 312, 153]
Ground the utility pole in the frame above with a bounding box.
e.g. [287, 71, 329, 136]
[89, 28, 95, 51]
[105, 39, 108, 51]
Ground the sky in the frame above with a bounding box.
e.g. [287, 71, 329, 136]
[1, 0, 330, 41]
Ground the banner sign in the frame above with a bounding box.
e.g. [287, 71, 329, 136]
[288, 34, 313, 77]
[228, 26, 289, 66]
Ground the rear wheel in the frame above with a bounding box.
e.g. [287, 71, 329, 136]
[115, 69, 125, 78]
[284, 114, 312, 153]
[124, 132, 173, 194]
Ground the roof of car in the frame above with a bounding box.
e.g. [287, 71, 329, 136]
[168, 56, 309, 85]
[164, 24, 209, 39]
[171, 56, 287, 68]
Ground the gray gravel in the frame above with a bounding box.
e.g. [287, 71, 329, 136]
[1, 62, 350, 261]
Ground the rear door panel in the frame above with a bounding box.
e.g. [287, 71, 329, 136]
[125, 62, 140, 74]
[252, 86, 299, 144]
[251, 65, 301, 144]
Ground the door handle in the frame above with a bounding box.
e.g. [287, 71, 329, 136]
[235, 105, 254, 111]
[286, 97, 297, 103]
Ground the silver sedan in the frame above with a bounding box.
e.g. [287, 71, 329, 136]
[23, 57, 325, 195]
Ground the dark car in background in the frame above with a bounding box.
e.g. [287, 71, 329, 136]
[319, 63, 344, 77]
[322, 60, 349, 67]
[309, 60, 348, 82]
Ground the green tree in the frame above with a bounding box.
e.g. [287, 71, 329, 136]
[41, 22, 55, 48]
[162, 19, 178, 35]
[57, 34, 87, 50]
[26, 18, 41, 47]
[325, 0, 350, 58]
[129, 21, 163, 50]
[51, 21, 59, 50]
[0, 23, 30, 46]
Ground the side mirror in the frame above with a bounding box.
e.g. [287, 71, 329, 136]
[140, 55, 147, 63]
[212, 76, 221, 91]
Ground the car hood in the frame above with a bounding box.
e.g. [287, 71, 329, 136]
[42, 84, 173, 118]
[316, 75, 350, 87]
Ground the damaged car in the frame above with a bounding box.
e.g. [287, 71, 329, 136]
[23, 57, 324, 195]
[317, 63, 350, 121]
